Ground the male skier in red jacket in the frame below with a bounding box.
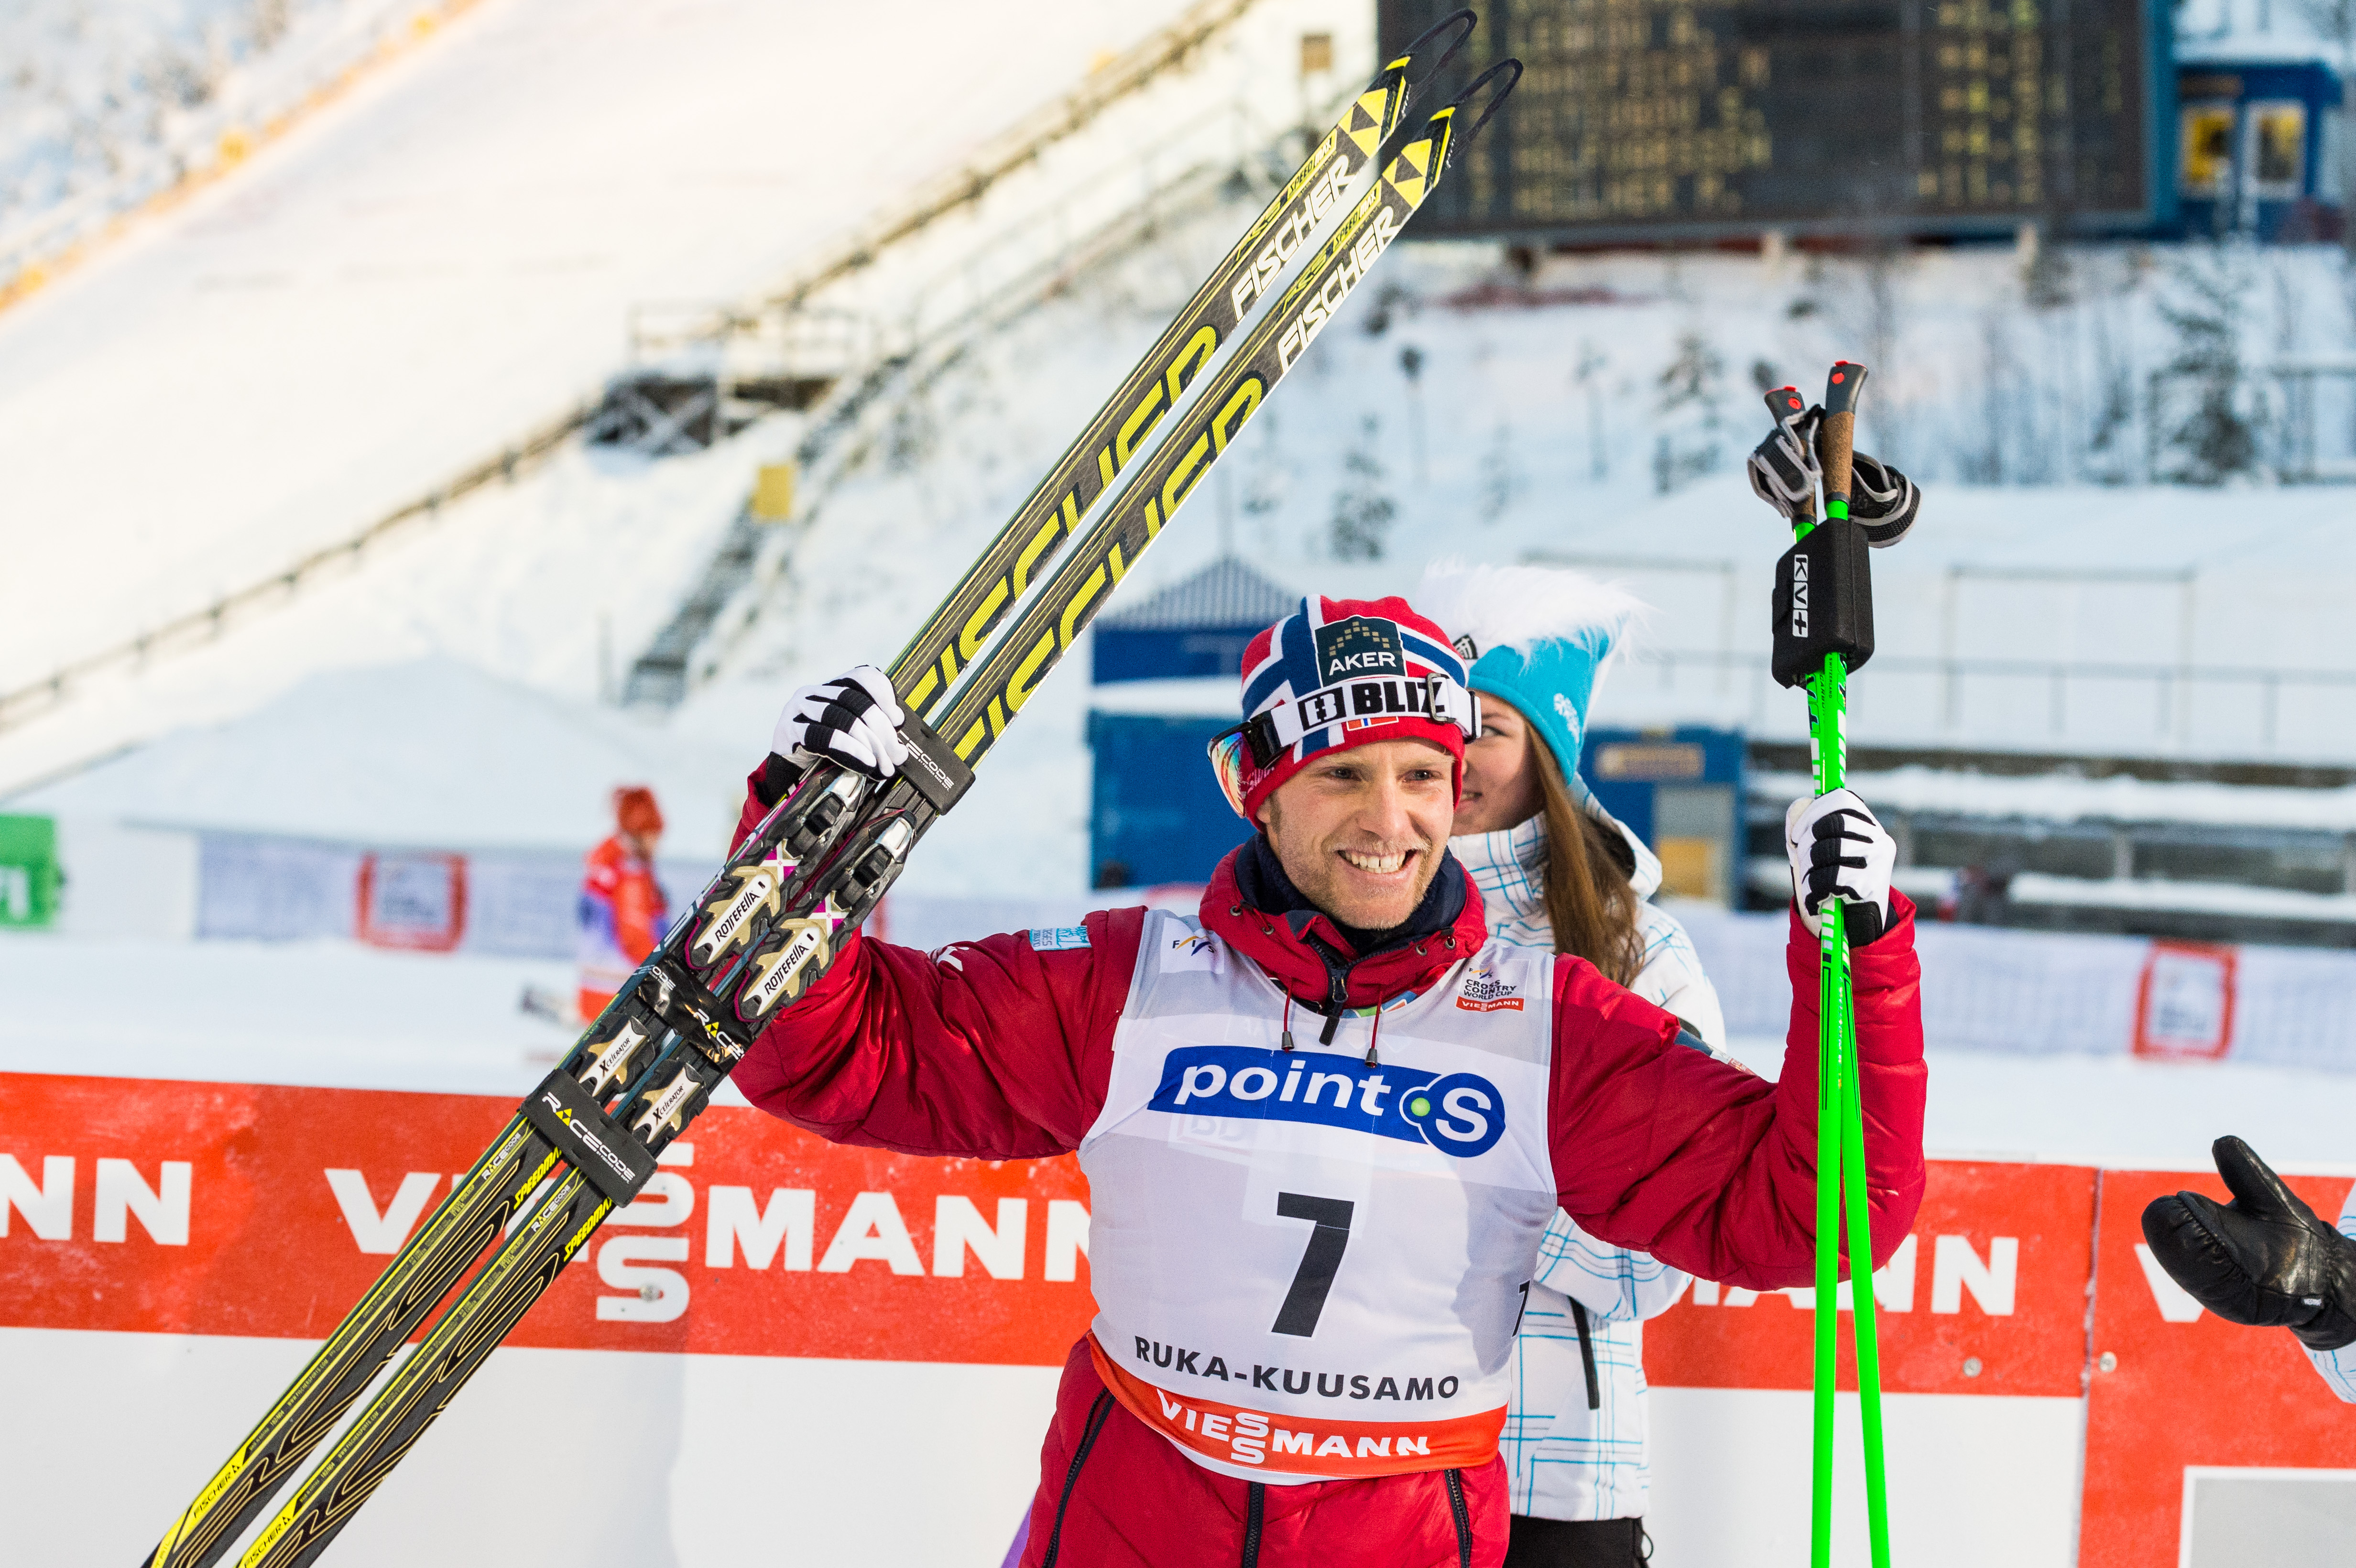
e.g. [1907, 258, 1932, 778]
[731, 598, 1927, 1568]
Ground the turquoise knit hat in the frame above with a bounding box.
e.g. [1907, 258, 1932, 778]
[1411, 563, 1645, 785]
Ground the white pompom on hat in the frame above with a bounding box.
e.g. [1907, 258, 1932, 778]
[1413, 560, 1648, 776]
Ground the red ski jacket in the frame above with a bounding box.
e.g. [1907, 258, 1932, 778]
[728, 784, 1928, 1566]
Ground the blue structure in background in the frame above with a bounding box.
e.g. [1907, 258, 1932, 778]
[1088, 557, 1294, 888]
[2172, 57, 2347, 242]
[1092, 555, 1295, 684]
[1579, 726, 1748, 907]
[1087, 712, 1249, 888]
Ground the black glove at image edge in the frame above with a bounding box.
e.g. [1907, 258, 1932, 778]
[2138, 1137, 2356, 1352]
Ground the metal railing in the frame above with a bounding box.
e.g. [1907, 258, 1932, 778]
[1617, 646, 2356, 752]
[2147, 359, 2356, 484]
[0, 400, 593, 735]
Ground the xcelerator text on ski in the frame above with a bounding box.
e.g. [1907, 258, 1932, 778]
[139, 33, 1517, 1568]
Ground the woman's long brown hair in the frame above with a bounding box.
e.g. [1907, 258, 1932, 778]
[1532, 742, 1644, 986]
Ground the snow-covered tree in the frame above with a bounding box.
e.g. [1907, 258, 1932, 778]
[1652, 329, 1726, 493]
[1329, 415, 1396, 561]
[2157, 245, 2264, 485]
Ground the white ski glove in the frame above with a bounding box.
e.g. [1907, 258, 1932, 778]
[771, 665, 908, 780]
[1786, 787, 1897, 946]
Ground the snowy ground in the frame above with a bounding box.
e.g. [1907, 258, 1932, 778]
[0, 931, 582, 1095]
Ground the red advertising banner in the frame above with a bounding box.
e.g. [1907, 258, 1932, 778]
[1646, 1159, 2098, 1397]
[0, 1072, 1098, 1364]
[2080, 1166, 2356, 1568]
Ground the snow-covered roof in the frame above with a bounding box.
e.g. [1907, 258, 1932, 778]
[2172, 0, 2353, 67]
[1095, 554, 1296, 630]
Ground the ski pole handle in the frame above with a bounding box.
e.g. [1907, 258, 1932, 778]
[1816, 361, 1867, 517]
[1766, 384, 1807, 434]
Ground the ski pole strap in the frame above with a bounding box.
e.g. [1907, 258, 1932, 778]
[1236, 672, 1478, 769]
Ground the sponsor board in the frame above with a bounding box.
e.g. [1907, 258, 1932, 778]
[1146, 1046, 1508, 1159]
[1645, 1160, 2097, 1398]
[0, 1072, 1095, 1363]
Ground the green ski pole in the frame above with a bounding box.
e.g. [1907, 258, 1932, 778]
[1773, 362, 1895, 1568]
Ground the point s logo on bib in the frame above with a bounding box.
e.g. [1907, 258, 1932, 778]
[1147, 1045, 1506, 1158]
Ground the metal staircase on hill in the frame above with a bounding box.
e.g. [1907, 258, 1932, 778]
[619, 85, 1336, 709]
[618, 348, 915, 707]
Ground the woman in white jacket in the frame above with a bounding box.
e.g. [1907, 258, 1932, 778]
[1419, 562, 1728, 1568]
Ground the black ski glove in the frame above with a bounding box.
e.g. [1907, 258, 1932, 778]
[2141, 1137, 2356, 1352]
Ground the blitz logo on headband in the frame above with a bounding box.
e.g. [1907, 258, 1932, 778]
[1253, 674, 1476, 760]
[1314, 615, 1405, 686]
[1147, 1045, 1507, 1158]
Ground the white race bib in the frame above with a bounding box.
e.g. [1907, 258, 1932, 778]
[1079, 911, 1558, 1481]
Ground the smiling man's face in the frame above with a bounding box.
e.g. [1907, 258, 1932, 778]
[1257, 739, 1458, 934]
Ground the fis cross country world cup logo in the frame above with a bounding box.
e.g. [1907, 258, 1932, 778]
[1147, 1045, 1505, 1158]
[1313, 615, 1405, 687]
[1455, 969, 1524, 1013]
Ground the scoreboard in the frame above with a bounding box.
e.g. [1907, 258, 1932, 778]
[1379, 0, 2169, 242]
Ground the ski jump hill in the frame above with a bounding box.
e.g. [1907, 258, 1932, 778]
[0, 0, 1311, 817]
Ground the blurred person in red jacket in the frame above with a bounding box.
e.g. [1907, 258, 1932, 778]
[735, 599, 1928, 1568]
[577, 785, 667, 1020]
